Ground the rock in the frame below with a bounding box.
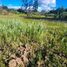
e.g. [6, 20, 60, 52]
[10, 54, 16, 59]
[21, 55, 29, 66]
[9, 59, 16, 67]
[24, 51, 29, 57]
[16, 57, 25, 67]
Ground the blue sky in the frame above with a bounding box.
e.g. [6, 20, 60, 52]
[56, 0, 67, 8]
[0, 0, 67, 10]
[0, 0, 22, 6]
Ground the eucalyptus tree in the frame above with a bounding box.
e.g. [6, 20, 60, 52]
[55, 7, 64, 19]
[21, 0, 38, 11]
[21, 0, 29, 11]
[33, 0, 38, 11]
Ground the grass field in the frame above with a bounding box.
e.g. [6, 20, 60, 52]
[0, 14, 67, 67]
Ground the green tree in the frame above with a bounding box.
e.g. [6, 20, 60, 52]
[33, 0, 38, 11]
[55, 7, 64, 19]
[22, 0, 28, 11]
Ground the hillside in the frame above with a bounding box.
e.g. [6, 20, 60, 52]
[0, 13, 67, 67]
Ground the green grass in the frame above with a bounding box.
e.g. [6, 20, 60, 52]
[0, 14, 67, 67]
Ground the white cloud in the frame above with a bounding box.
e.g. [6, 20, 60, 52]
[38, 0, 50, 5]
[8, 6, 21, 9]
[7, 4, 21, 9]
[38, 0, 56, 11]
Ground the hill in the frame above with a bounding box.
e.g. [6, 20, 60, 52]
[0, 13, 67, 67]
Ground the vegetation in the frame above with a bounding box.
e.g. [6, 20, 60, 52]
[49, 7, 67, 20]
[21, 0, 38, 11]
[0, 14, 67, 67]
[0, 3, 67, 66]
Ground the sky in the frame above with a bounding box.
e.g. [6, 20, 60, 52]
[0, 0, 67, 11]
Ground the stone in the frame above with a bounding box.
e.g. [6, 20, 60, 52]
[24, 51, 29, 57]
[9, 59, 16, 67]
[21, 55, 29, 66]
[10, 54, 16, 59]
[16, 57, 25, 67]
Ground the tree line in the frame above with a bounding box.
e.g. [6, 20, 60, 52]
[49, 7, 67, 19]
[0, 0, 67, 20]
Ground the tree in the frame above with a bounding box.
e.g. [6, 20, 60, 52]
[33, 0, 38, 11]
[21, 0, 29, 11]
[21, 0, 38, 12]
[57, 7, 64, 19]
[65, 8, 67, 12]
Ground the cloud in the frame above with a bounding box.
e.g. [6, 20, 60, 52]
[7, 4, 21, 9]
[8, 6, 21, 9]
[38, 0, 56, 11]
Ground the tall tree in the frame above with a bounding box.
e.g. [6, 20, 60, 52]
[33, 0, 38, 11]
[21, 0, 38, 11]
[57, 7, 64, 19]
[21, 0, 28, 11]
